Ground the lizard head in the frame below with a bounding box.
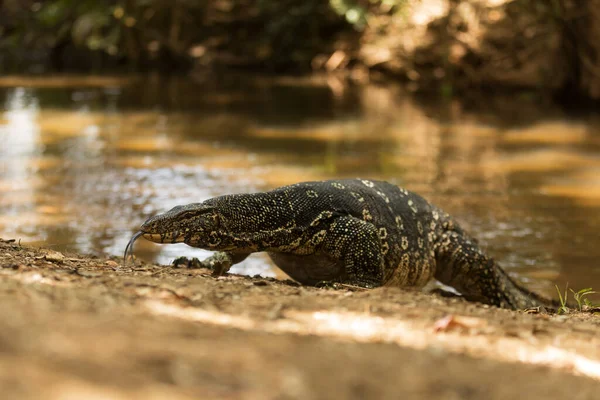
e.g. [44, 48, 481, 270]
[140, 203, 220, 246]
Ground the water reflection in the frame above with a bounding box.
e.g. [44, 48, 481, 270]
[0, 75, 599, 294]
[1, 88, 42, 236]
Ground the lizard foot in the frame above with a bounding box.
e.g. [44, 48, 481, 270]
[315, 281, 345, 290]
[172, 257, 204, 269]
[171, 255, 231, 278]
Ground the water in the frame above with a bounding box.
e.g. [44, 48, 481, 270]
[1, 74, 600, 296]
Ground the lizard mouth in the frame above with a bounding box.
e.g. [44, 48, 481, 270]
[141, 233, 163, 242]
[141, 232, 185, 243]
[123, 231, 186, 263]
[142, 232, 186, 244]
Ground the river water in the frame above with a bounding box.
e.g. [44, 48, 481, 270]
[1, 74, 599, 297]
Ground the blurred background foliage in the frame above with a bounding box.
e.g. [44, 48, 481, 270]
[1, 0, 599, 100]
[0, 0, 402, 72]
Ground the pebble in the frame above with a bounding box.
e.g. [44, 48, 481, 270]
[44, 250, 65, 262]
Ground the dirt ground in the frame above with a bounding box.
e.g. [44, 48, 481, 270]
[1, 238, 600, 399]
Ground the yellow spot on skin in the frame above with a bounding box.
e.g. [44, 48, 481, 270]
[408, 199, 418, 213]
[376, 190, 390, 203]
[417, 221, 423, 235]
[310, 211, 333, 227]
[306, 190, 318, 198]
[401, 237, 409, 250]
[351, 192, 365, 202]
[395, 216, 404, 230]
[401, 253, 410, 267]
[361, 179, 375, 188]
[362, 209, 373, 221]
[378, 227, 388, 239]
[382, 243, 389, 255]
[310, 230, 328, 245]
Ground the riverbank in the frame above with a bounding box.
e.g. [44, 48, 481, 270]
[1, 238, 599, 399]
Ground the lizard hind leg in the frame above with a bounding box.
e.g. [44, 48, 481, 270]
[434, 229, 553, 309]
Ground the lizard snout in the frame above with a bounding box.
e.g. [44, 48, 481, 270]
[140, 213, 165, 233]
[139, 211, 188, 244]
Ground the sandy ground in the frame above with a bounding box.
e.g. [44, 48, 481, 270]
[1, 238, 600, 399]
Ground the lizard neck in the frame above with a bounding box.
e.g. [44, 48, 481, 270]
[197, 192, 309, 252]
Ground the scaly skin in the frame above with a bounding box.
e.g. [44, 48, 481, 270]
[133, 179, 556, 310]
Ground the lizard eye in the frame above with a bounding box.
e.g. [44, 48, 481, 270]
[177, 210, 201, 219]
[208, 231, 221, 247]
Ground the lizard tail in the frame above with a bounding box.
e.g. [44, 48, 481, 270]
[492, 266, 560, 310]
[434, 227, 559, 310]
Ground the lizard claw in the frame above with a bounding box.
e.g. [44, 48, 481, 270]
[172, 256, 203, 269]
[315, 281, 344, 290]
[171, 254, 232, 277]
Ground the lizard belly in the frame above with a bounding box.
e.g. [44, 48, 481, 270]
[268, 252, 345, 286]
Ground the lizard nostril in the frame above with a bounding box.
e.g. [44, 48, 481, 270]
[140, 221, 150, 232]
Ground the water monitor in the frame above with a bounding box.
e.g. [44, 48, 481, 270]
[125, 179, 555, 310]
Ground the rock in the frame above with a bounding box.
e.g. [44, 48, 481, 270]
[44, 250, 65, 263]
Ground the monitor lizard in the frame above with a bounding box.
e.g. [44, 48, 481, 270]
[125, 179, 556, 310]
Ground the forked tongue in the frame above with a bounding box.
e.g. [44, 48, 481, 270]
[124, 231, 144, 263]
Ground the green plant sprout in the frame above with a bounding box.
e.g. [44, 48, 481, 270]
[555, 284, 599, 314]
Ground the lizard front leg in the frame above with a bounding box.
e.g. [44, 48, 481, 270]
[267, 216, 384, 287]
[320, 216, 385, 288]
[173, 252, 250, 277]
